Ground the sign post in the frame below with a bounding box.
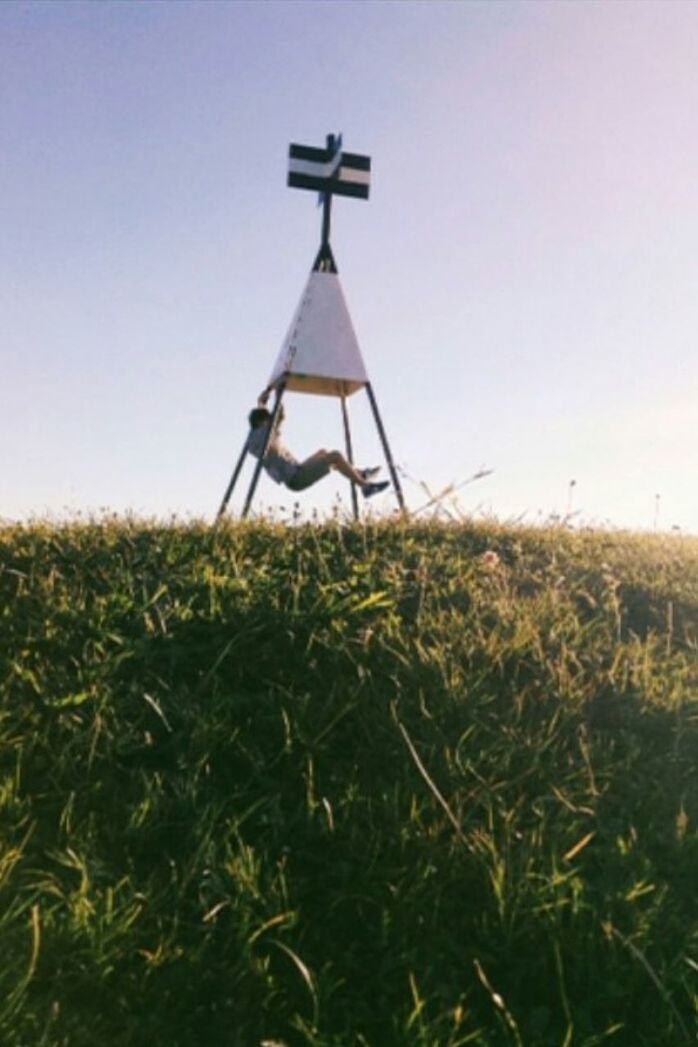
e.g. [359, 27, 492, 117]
[216, 133, 405, 521]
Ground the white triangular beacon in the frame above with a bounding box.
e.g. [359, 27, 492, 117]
[267, 270, 368, 397]
[216, 132, 406, 521]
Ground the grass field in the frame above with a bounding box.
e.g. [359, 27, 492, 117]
[1, 517, 697, 1046]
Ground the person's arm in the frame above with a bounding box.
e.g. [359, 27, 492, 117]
[258, 387, 284, 428]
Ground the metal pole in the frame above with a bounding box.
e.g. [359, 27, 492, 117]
[241, 382, 286, 519]
[321, 191, 332, 252]
[321, 133, 334, 250]
[365, 382, 406, 513]
[314, 188, 334, 272]
[340, 390, 359, 521]
[312, 134, 338, 274]
[215, 440, 250, 524]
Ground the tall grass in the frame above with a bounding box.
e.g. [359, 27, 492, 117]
[1, 517, 697, 1045]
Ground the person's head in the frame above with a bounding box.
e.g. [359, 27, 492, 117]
[248, 407, 271, 429]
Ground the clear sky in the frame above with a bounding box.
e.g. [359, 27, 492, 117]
[2, 0, 697, 531]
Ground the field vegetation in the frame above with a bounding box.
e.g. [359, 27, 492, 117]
[1, 516, 698, 1045]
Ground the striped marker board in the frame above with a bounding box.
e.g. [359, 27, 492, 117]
[288, 141, 370, 200]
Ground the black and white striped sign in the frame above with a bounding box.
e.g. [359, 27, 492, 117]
[288, 141, 371, 200]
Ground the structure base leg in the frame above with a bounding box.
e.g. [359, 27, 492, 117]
[365, 382, 406, 513]
[341, 392, 359, 521]
[241, 384, 286, 519]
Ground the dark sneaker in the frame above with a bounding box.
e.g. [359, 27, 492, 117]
[358, 466, 381, 482]
[362, 480, 390, 499]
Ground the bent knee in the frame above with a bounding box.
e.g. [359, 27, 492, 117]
[327, 450, 343, 466]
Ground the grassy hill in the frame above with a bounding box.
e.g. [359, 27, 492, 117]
[1, 517, 697, 1046]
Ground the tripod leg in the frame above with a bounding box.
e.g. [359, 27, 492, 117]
[341, 391, 359, 521]
[215, 441, 250, 524]
[242, 383, 286, 519]
[365, 382, 406, 513]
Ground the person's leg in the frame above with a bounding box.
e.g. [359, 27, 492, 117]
[287, 449, 374, 491]
[286, 450, 333, 491]
[325, 450, 370, 485]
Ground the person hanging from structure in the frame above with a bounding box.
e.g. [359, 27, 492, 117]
[247, 390, 390, 497]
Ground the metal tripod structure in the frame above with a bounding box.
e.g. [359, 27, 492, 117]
[216, 133, 405, 522]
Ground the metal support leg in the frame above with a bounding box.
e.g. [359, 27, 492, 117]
[215, 440, 250, 524]
[365, 382, 406, 513]
[242, 383, 286, 519]
[341, 391, 359, 521]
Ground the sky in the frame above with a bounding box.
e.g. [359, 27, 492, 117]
[2, 0, 697, 532]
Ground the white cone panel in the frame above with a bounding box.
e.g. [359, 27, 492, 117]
[267, 271, 369, 397]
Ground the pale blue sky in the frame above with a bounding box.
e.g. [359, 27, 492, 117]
[2, 0, 697, 531]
